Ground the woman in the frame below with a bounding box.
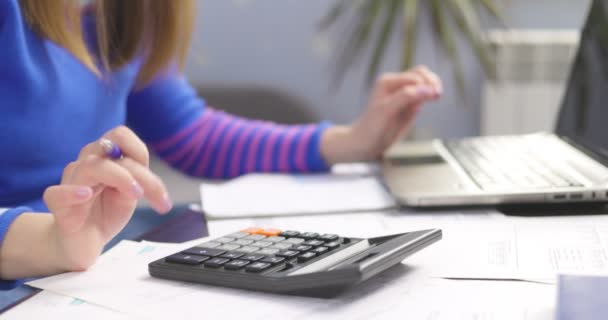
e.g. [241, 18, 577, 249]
[0, 0, 442, 286]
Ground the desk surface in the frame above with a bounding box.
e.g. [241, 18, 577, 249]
[5, 204, 608, 319]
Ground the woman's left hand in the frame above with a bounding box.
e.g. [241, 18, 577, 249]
[321, 66, 442, 164]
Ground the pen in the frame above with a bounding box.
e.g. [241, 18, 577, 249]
[99, 138, 123, 160]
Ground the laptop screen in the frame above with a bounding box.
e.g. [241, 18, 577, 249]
[556, 0, 608, 163]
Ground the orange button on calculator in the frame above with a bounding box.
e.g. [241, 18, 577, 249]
[240, 227, 282, 236]
[240, 227, 264, 234]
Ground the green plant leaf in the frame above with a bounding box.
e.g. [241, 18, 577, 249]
[321, 0, 504, 96]
[447, 0, 496, 79]
[429, 0, 466, 97]
[318, 0, 352, 30]
[479, 0, 507, 26]
[332, 1, 384, 87]
[366, 0, 403, 85]
[401, 0, 419, 71]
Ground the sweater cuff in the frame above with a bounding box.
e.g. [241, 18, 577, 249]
[0, 207, 32, 290]
[306, 121, 333, 172]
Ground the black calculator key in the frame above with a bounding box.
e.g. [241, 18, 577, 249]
[245, 262, 272, 273]
[221, 252, 244, 259]
[300, 232, 319, 240]
[277, 250, 299, 258]
[312, 246, 329, 255]
[204, 258, 230, 268]
[324, 241, 341, 250]
[261, 256, 285, 265]
[293, 245, 312, 252]
[241, 254, 265, 261]
[184, 247, 226, 257]
[166, 253, 209, 265]
[318, 234, 339, 241]
[302, 240, 324, 247]
[279, 231, 300, 238]
[297, 252, 317, 262]
[224, 260, 250, 270]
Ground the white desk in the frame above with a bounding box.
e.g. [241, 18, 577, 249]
[14, 208, 589, 319]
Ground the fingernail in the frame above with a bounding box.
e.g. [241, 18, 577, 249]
[435, 87, 443, 98]
[75, 187, 92, 199]
[162, 194, 173, 212]
[417, 86, 435, 97]
[132, 181, 144, 198]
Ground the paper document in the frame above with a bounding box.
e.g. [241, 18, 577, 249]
[434, 215, 608, 283]
[200, 173, 396, 219]
[2, 291, 130, 320]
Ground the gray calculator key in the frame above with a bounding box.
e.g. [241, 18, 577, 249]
[237, 246, 260, 253]
[197, 241, 221, 248]
[217, 244, 241, 251]
[251, 241, 273, 248]
[227, 232, 249, 239]
[244, 234, 267, 241]
[266, 236, 286, 242]
[233, 239, 255, 246]
[215, 237, 235, 244]
[269, 243, 292, 250]
[257, 248, 280, 255]
[284, 238, 305, 245]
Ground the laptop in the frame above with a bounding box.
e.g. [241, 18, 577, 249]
[382, 0, 608, 207]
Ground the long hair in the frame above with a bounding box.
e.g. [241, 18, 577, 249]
[19, 0, 195, 87]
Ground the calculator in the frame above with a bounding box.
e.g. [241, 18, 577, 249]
[149, 227, 442, 297]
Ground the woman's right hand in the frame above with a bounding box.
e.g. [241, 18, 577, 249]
[43, 126, 173, 271]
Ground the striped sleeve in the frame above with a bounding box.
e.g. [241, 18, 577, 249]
[150, 108, 331, 179]
[0, 206, 31, 289]
[127, 73, 331, 179]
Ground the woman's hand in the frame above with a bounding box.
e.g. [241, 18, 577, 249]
[44, 126, 173, 271]
[321, 66, 442, 164]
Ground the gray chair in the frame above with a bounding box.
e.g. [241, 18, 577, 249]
[198, 86, 319, 123]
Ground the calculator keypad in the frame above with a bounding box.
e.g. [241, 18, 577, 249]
[165, 227, 352, 275]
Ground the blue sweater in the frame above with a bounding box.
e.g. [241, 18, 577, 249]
[0, 0, 329, 288]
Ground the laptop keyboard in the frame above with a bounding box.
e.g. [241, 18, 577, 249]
[445, 136, 584, 191]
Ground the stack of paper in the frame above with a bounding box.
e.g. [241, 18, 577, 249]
[200, 173, 397, 219]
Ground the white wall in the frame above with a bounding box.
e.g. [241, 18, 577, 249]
[185, 0, 590, 139]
